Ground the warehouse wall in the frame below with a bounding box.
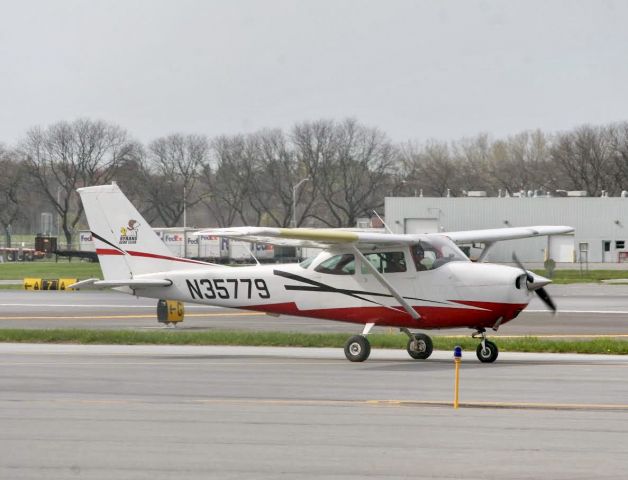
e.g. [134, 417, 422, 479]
[385, 197, 628, 263]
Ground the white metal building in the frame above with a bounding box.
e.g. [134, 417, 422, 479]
[385, 196, 628, 263]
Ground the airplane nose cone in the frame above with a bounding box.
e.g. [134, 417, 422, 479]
[526, 272, 551, 291]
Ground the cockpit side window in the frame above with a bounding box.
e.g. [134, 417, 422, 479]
[411, 237, 468, 271]
[314, 253, 356, 275]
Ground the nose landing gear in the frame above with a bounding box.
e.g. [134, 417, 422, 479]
[473, 328, 499, 363]
[401, 328, 433, 360]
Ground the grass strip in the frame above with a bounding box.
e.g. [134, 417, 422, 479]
[532, 269, 628, 284]
[0, 261, 103, 280]
[0, 329, 626, 355]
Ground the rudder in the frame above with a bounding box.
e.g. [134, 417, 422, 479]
[78, 182, 210, 279]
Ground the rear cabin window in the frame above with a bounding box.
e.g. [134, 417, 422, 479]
[361, 252, 407, 274]
[314, 254, 356, 275]
[299, 257, 315, 269]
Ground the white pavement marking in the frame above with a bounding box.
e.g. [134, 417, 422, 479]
[1, 343, 627, 364]
[0, 303, 222, 309]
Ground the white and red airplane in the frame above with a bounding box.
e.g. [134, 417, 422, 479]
[73, 183, 573, 363]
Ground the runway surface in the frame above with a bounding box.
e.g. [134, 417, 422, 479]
[1, 284, 628, 337]
[1, 344, 627, 479]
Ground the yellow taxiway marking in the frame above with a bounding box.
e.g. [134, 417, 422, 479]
[367, 399, 628, 411]
[0, 312, 261, 320]
[194, 398, 628, 411]
[26, 397, 628, 412]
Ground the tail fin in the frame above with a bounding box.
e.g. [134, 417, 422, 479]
[78, 183, 211, 280]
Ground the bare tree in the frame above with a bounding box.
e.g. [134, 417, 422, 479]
[452, 134, 493, 194]
[252, 129, 311, 227]
[0, 147, 27, 246]
[487, 130, 554, 195]
[311, 119, 397, 227]
[203, 135, 257, 227]
[607, 122, 628, 195]
[140, 134, 208, 227]
[400, 140, 461, 197]
[291, 120, 338, 225]
[20, 119, 135, 247]
[551, 125, 612, 196]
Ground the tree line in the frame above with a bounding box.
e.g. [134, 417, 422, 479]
[1, 117, 627, 247]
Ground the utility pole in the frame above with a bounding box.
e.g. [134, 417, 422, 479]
[292, 177, 310, 228]
[183, 185, 187, 228]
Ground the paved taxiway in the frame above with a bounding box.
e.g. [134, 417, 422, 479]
[1, 284, 628, 337]
[1, 344, 627, 479]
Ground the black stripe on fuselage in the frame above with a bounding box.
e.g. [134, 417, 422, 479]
[273, 269, 448, 306]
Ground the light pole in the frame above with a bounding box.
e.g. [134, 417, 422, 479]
[292, 177, 310, 228]
[183, 185, 187, 229]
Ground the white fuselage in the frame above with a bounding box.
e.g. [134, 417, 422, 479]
[131, 247, 533, 330]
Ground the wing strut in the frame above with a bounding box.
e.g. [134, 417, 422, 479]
[350, 246, 420, 320]
[477, 242, 495, 262]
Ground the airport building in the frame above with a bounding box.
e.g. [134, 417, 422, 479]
[384, 193, 628, 264]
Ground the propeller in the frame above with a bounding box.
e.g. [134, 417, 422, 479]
[512, 253, 556, 313]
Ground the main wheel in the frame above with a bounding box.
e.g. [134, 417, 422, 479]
[476, 340, 499, 363]
[407, 333, 433, 360]
[344, 335, 371, 362]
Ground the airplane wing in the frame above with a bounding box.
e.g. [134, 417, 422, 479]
[195, 227, 416, 248]
[196, 225, 575, 248]
[444, 226, 574, 244]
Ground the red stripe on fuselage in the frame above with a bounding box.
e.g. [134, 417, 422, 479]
[243, 301, 528, 329]
[95, 248, 212, 266]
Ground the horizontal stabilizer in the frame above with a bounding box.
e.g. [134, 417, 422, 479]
[69, 278, 172, 290]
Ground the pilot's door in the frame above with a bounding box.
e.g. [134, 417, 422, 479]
[358, 249, 416, 308]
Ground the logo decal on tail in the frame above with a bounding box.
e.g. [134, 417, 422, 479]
[120, 219, 140, 245]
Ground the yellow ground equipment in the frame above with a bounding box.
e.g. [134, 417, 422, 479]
[23, 278, 77, 291]
[157, 299, 184, 325]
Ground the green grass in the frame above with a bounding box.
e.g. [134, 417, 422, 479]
[0, 329, 626, 355]
[532, 269, 628, 284]
[0, 261, 102, 281]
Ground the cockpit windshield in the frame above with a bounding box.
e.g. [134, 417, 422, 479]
[410, 236, 469, 271]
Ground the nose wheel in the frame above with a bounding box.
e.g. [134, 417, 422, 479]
[401, 328, 433, 360]
[473, 329, 499, 363]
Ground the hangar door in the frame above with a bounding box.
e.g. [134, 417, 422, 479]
[549, 235, 574, 263]
[404, 218, 438, 234]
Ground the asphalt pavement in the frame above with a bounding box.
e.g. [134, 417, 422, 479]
[1, 344, 627, 479]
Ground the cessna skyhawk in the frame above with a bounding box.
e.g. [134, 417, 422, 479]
[72, 183, 572, 363]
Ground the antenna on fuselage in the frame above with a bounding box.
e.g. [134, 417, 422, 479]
[372, 210, 394, 234]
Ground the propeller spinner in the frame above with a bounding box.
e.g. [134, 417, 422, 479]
[512, 253, 556, 313]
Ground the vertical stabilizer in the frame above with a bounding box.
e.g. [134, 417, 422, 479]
[78, 183, 210, 279]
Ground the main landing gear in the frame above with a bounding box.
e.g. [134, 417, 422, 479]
[342, 326, 434, 362]
[473, 328, 499, 363]
[344, 335, 371, 362]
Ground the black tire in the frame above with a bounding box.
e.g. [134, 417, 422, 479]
[6, 252, 14, 262]
[476, 340, 499, 363]
[344, 335, 371, 362]
[407, 333, 433, 360]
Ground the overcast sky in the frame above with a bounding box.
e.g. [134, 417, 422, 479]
[1, 0, 627, 145]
